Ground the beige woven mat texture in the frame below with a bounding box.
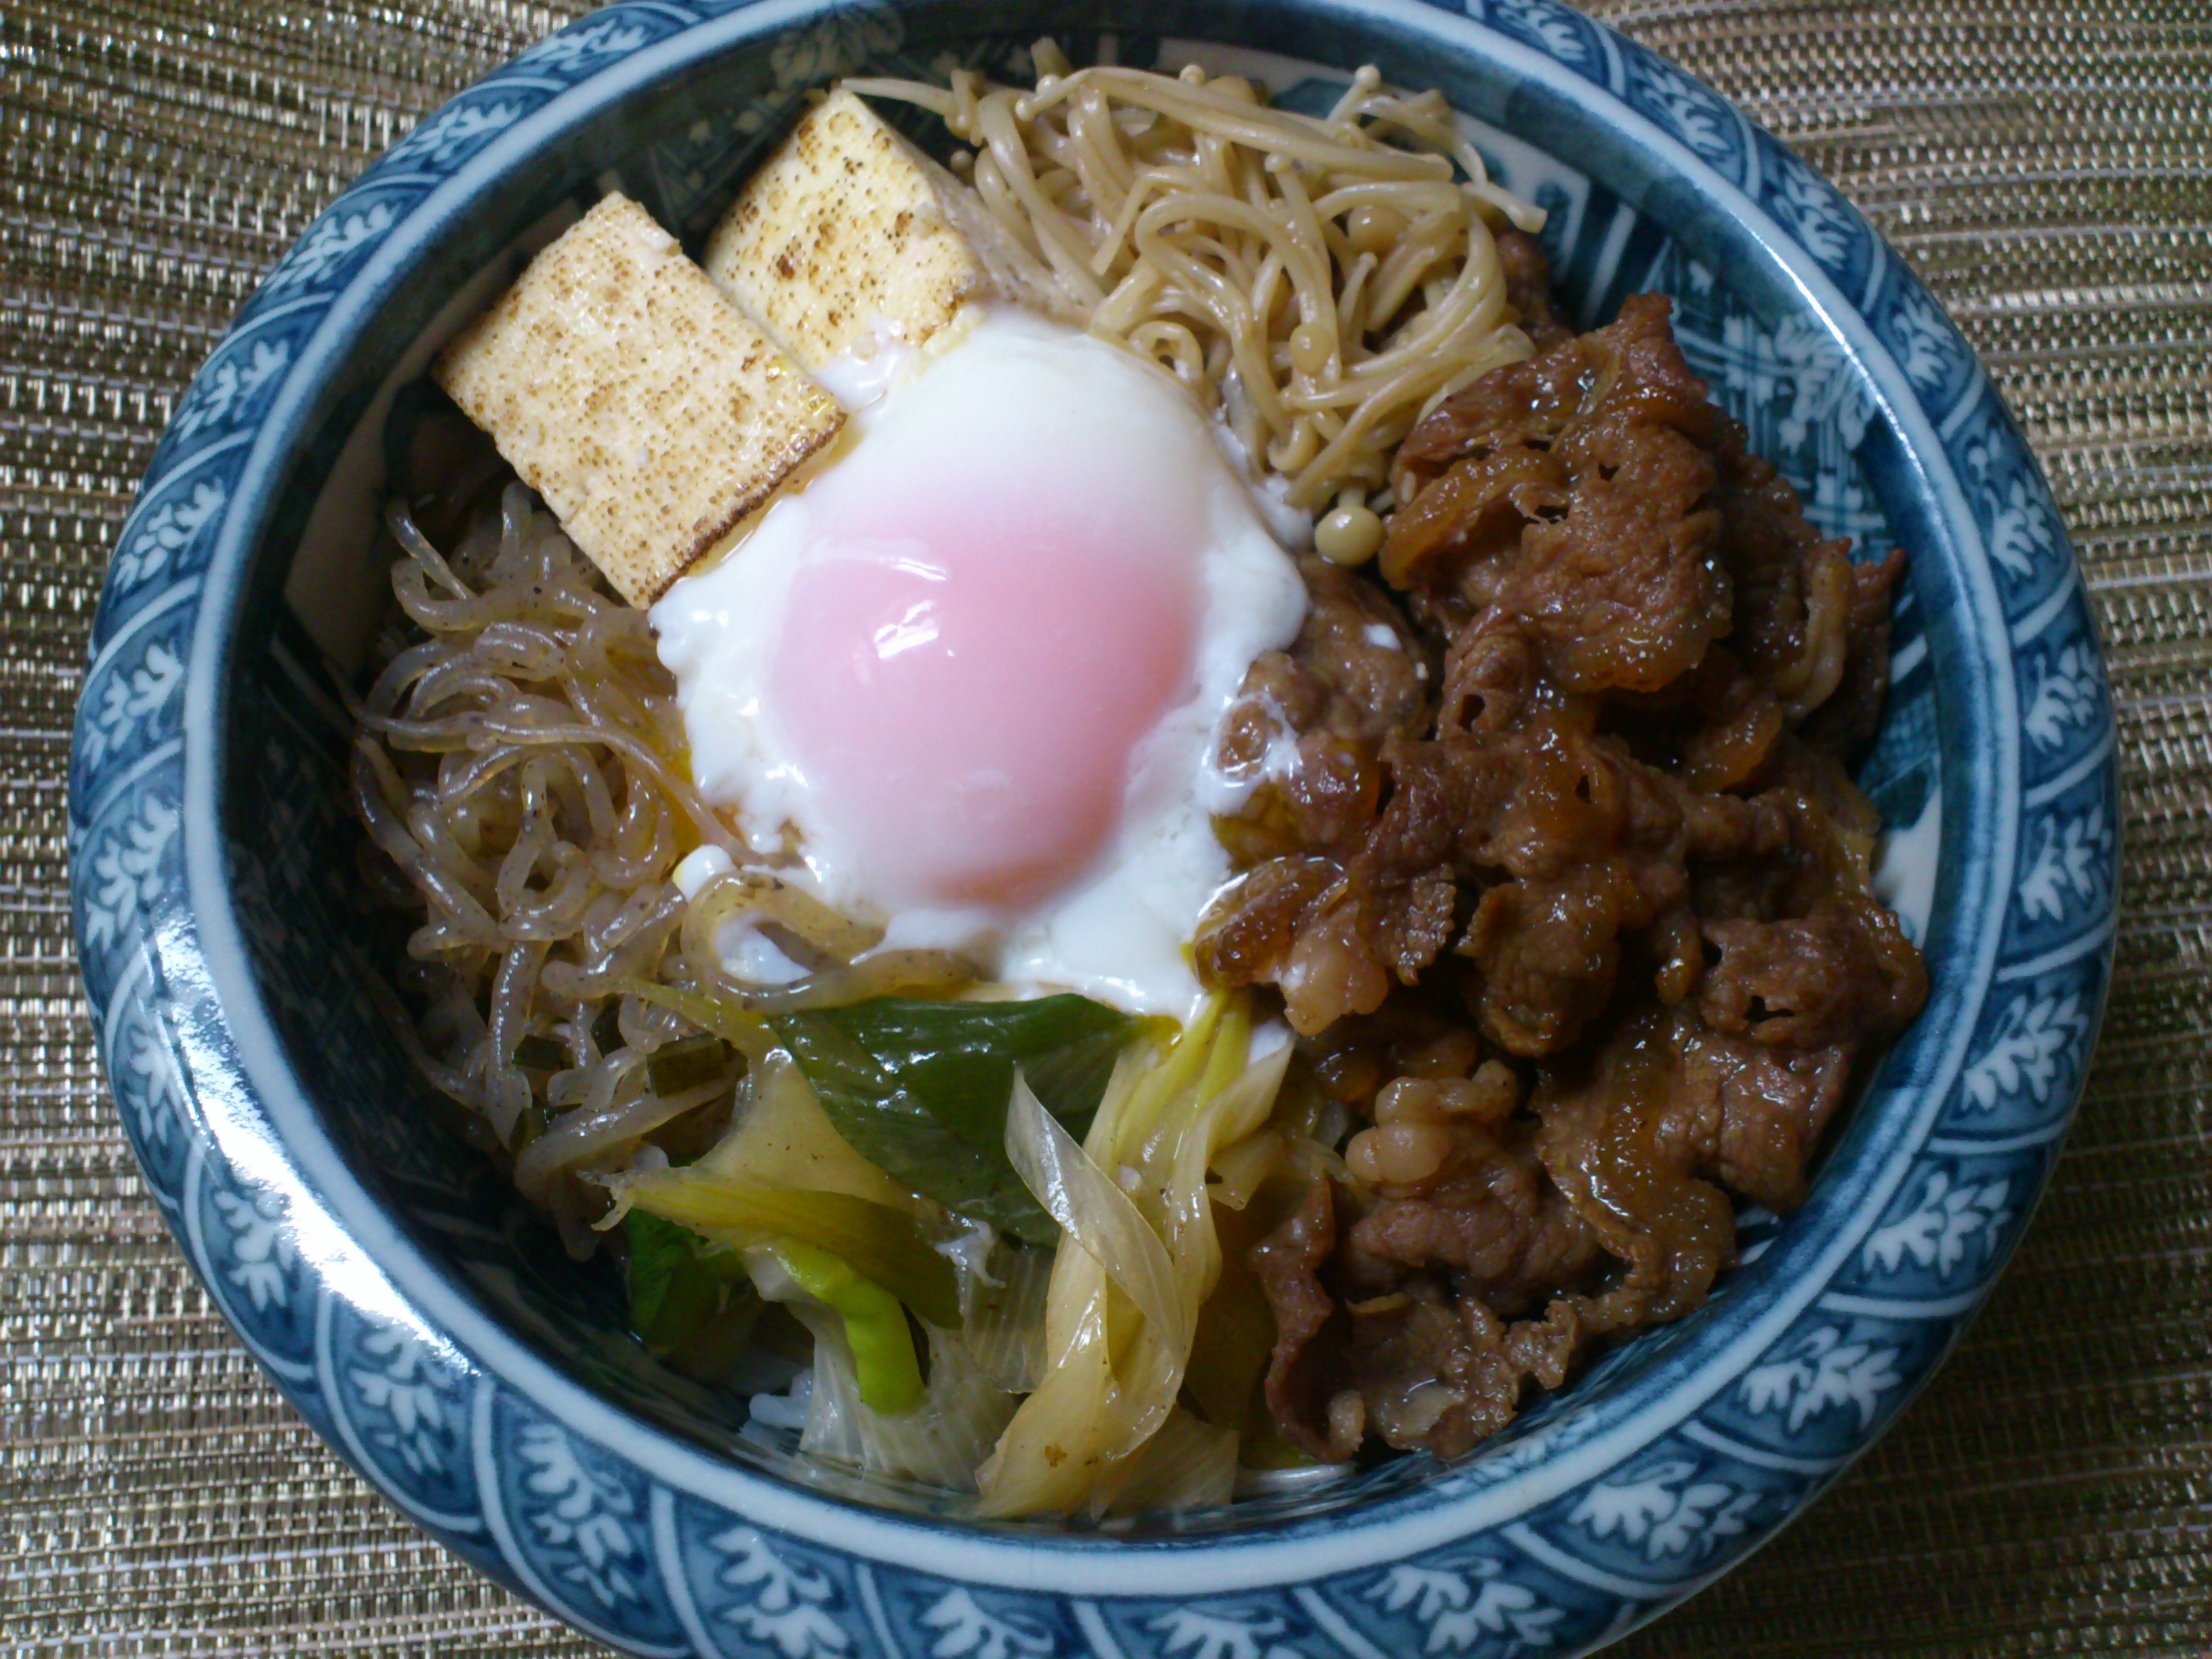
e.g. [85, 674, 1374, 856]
[4, 0, 2206, 1653]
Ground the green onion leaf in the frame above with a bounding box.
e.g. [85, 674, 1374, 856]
[624, 1210, 758, 1378]
[772, 996, 1145, 1247]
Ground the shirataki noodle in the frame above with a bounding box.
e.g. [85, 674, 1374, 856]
[352, 487, 971, 1252]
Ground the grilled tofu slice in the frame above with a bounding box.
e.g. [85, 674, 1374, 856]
[434, 193, 843, 606]
[705, 89, 1076, 375]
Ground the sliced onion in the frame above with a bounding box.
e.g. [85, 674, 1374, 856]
[1004, 1070, 1188, 1366]
[1108, 1406, 1238, 1515]
[962, 1241, 1052, 1394]
[785, 1288, 1019, 1490]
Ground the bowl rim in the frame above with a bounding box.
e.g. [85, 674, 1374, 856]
[70, 0, 2116, 1642]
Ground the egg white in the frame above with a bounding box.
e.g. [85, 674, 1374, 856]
[651, 310, 1307, 1021]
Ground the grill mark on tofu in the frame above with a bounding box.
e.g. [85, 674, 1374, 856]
[703, 87, 1078, 375]
[432, 193, 842, 607]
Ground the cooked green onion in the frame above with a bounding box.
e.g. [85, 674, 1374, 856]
[773, 994, 1147, 1246]
[624, 1210, 760, 1380]
[773, 1241, 926, 1415]
[617, 1169, 962, 1329]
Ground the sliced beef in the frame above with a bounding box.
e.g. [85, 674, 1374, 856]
[1689, 1029, 1856, 1211]
[1250, 1175, 1352, 1460]
[1383, 295, 1733, 696]
[1530, 1013, 1739, 1325]
[1712, 425, 1858, 719]
[1249, 1176, 1578, 1462]
[1459, 867, 1635, 1057]
[1345, 1133, 1600, 1315]
[1213, 558, 1431, 874]
[1801, 548, 1908, 760]
[1498, 227, 1572, 352]
[1217, 557, 1429, 762]
[1229, 233, 1923, 1464]
[1698, 895, 1926, 1052]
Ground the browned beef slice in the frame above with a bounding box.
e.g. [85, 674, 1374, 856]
[1437, 623, 1536, 736]
[1801, 548, 1907, 760]
[1251, 1010, 1851, 1461]
[1343, 1284, 1526, 1458]
[1677, 647, 1788, 793]
[1195, 858, 1458, 1038]
[1499, 384, 1732, 692]
[1216, 650, 1322, 775]
[1279, 730, 1385, 853]
[1288, 557, 1436, 743]
[1384, 298, 1734, 699]
[1249, 1177, 1557, 1463]
[1221, 558, 1430, 762]
[1193, 856, 1340, 991]
[1699, 895, 1927, 1050]
[1250, 1174, 1350, 1460]
[1459, 867, 1631, 1056]
[1213, 558, 1433, 867]
[1380, 444, 1570, 602]
[1497, 227, 1572, 352]
[1371, 867, 1462, 983]
[1687, 743, 1883, 928]
[1712, 425, 1859, 717]
[1686, 1027, 1854, 1211]
[1530, 1014, 1739, 1325]
[1345, 1128, 1601, 1315]
[1217, 276, 1924, 1467]
[1532, 1002, 1883, 1218]
[1387, 329, 1593, 516]
[1201, 713, 1728, 1036]
[1199, 729, 1498, 1034]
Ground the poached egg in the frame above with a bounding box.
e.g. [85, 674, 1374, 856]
[651, 310, 1306, 1019]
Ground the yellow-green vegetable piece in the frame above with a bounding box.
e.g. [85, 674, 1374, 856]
[699, 1051, 919, 1212]
[774, 1240, 926, 1416]
[619, 1169, 962, 1328]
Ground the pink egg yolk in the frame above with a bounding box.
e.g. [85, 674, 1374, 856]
[768, 472, 1200, 910]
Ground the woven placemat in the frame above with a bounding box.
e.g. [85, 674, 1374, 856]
[5, 1, 2206, 1653]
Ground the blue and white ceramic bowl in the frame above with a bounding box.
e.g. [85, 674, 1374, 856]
[70, 1, 2118, 1652]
